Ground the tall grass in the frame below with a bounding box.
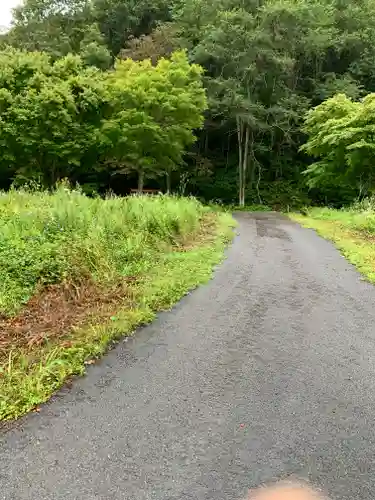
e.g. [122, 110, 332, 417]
[0, 187, 234, 420]
[303, 197, 375, 234]
[0, 185, 206, 317]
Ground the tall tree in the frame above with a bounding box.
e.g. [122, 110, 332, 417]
[302, 93, 375, 197]
[93, 0, 171, 55]
[104, 51, 207, 191]
[172, 0, 333, 205]
[167, 0, 375, 205]
[4, 0, 375, 205]
[5, 0, 93, 57]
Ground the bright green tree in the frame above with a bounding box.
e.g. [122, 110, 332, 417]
[302, 93, 375, 197]
[0, 48, 206, 192]
[0, 49, 111, 186]
[104, 50, 207, 191]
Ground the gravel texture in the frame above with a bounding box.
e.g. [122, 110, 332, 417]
[1, 212, 375, 500]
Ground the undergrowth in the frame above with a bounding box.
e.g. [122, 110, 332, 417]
[0, 185, 206, 317]
[294, 201, 375, 234]
[0, 186, 235, 421]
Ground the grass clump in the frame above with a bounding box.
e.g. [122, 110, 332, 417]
[0, 186, 235, 421]
[290, 200, 375, 283]
[0, 185, 206, 316]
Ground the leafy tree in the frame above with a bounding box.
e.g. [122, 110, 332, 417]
[4, 0, 93, 58]
[0, 49, 111, 186]
[302, 93, 375, 197]
[0, 48, 206, 192]
[172, 0, 331, 205]
[3, 0, 171, 61]
[104, 51, 207, 191]
[92, 0, 171, 55]
[4, 0, 375, 205]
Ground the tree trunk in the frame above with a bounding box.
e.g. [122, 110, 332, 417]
[241, 125, 250, 207]
[138, 168, 144, 193]
[49, 160, 57, 188]
[166, 169, 171, 194]
[205, 130, 209, 154]
[237, 116, 244, 207]
[256, 160, 262, 204]
[248, 132, 256, 199]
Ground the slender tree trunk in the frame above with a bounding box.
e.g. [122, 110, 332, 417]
[248, 131, 256, 199]
[241, 125, 250, 207]
[49, 160, 57, 188]
[166, 169, 171, 194]
[138, 168, 144, 193]
[226, 132, 230, 168]
[237, 116, 244, 207]
[256, 161, 262, 204]
[249, 158, 254, 195]
[205, 130, 209, 154]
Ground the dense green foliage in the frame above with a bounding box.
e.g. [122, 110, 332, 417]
[173, 0, 375, 205]
[3, 0, 375, 205]
[0, 48, 206, 192]
[302, 94, 375, 199]
[0, 185, 208, 316]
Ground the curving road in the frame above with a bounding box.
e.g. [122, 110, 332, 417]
[2, 212, 375, 500]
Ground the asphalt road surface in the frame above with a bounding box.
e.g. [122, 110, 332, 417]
[2, 212, 375, 500]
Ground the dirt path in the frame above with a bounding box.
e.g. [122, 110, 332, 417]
[2, 213, 375, 500]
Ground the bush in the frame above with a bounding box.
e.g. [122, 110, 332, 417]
[0, 185, 206, 316]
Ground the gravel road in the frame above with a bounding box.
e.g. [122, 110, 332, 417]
[2, 212, 375, 500]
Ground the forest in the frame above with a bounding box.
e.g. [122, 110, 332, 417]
[2, 0, 375, 207]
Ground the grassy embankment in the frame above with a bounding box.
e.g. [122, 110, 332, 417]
[290, 201, 375, 283]
[0, 187, 235, 421]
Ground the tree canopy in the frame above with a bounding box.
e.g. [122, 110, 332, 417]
[0, 47, 206, 192]
[2, 0, 375, 205]
[302, 93, 375, 197]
